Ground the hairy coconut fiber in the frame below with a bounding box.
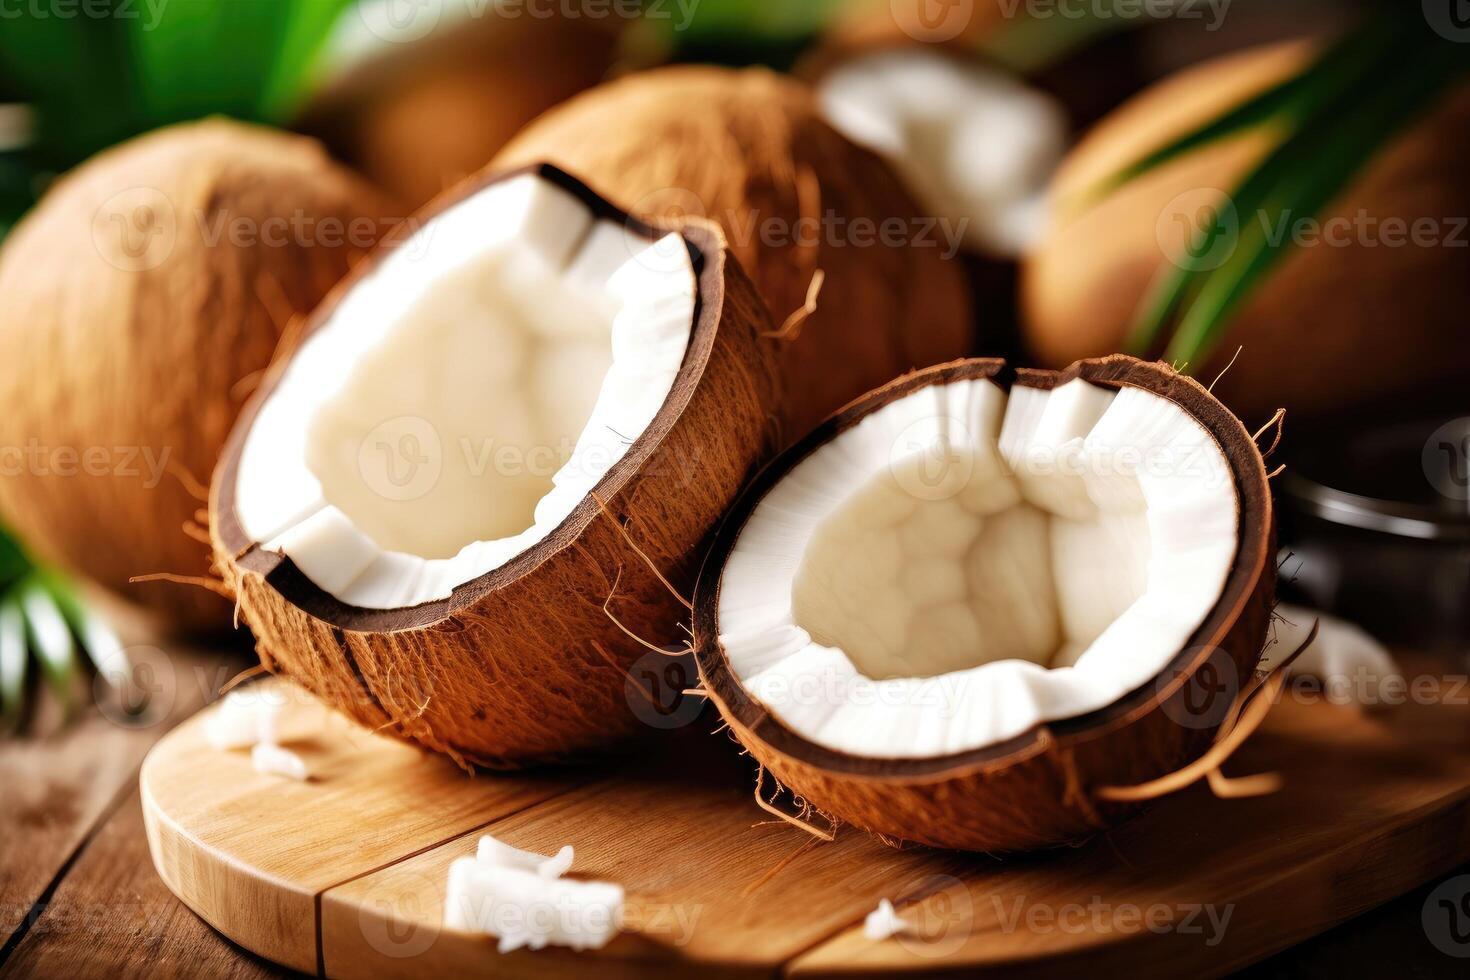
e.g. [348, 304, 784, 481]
[493, 66, 974, 441]
[1022, 41, 1470, 423]
[0, 120, 395, 631]
[212, 170, 781, 768]
[693, 356, 1276, 852]
[302, 10, 622, 208]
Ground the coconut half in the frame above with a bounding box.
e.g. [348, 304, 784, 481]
[693, 356, 1275, 852]
[815, 49, 1068, 257]
[213, 164, 779, 766]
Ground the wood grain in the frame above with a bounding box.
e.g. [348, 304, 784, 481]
[140, 678, 579, 972]
[320, 733, 967, 978]
[789, 687, 1470, 977]
[140, 672, 1470, 977]
[1, 630, 244, 948]
[2, 786, 278, 980]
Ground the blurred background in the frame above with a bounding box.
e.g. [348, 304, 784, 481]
[0, 0, 1468, 732]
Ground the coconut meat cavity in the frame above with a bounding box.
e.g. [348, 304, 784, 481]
[231, 172, 694, 609]
[717, 376, 1240, 758]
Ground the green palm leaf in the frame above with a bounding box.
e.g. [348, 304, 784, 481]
[0, 528, 134, 736]
[0, 0, 357, 233]
[1164, 38, 1468, 366]
[0, 596, 27, 733]
[1108, 11, 1470, 369]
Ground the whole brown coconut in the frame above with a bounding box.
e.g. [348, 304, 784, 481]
[1022, 41, 1470, 422]
[301, 10, 622, 209]
[493, 65, 974, 440]
[0, 120, 394, 631]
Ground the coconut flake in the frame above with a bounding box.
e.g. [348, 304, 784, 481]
[250, 741, 310, 781]
[204, 689, 282, 749]
[476, 835, 574, 879]
[1269, 604, 1400, 707]
[443, 856, 624, 953]
[863, 898, 911, 941]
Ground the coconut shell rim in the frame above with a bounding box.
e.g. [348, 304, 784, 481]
[213, 162, 735, 633]
[691, 354, 1274, 781]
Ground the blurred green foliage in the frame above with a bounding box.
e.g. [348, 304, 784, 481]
[0, 527, 125, 734]
[0, 0, 357, 233]
[1112, 9, 1470, 370]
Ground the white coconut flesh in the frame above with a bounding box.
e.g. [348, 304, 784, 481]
[232, 173, 695, 609]
[817, 50, 1068, 256]
[716, 377, 1241, 759]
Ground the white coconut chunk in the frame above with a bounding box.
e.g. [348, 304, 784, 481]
[251, 742, 309, 781]
[443, 857, 624, 953]
[205, 688, 282, 750]
[864, 899, 911, 941]
[232, 173, 695, 609]
[1268, 604, 1401, 707]
[718, 375, 1240, 758]
[817, 50, 1068, 256]
[477, 835, 575, 879]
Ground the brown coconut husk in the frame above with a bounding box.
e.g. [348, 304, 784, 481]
[492, 65, 974, 441]
[211, 165, 781, 768]
[1022, 41, 1470, 423]
[0, 120, 395, 632]
[300, 10, 624, 209]
[693, 356, 1277, 853]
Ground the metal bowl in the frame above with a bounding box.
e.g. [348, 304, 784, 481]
[1279, 415, 1470, 662]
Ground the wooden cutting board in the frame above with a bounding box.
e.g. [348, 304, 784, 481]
[141, 671, 1470, 978]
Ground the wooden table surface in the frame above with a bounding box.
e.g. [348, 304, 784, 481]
[2, 640, 1468, 979]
